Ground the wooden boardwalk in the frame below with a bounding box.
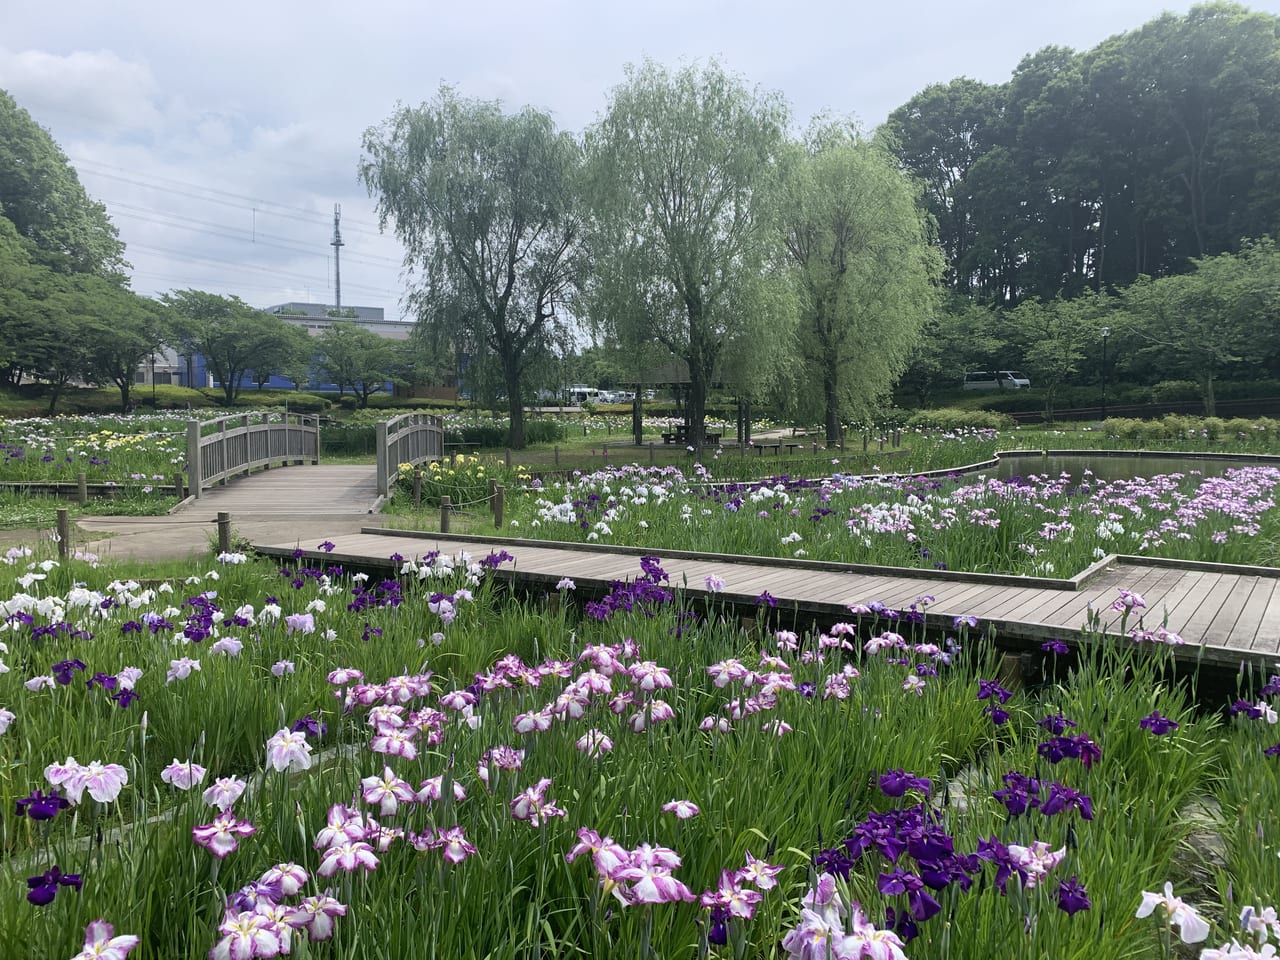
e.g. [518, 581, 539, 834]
[178, 465, 382, 517]
[253, 527, 1280, 670]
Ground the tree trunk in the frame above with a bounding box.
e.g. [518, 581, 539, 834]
[503, 357, 526, 449]
[823, 358, 841, 447]
[686, 369, 707, 450]
[118, 382, 132, 413]
[631, 385, 642, 446]
[1201, 371, 1216, 417]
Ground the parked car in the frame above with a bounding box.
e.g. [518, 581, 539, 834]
[963, 370, 1031, 390]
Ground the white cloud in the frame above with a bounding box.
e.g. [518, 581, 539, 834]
[0, 48, 163, 136]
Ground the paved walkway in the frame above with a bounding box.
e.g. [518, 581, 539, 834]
[73, 465, 385, 562]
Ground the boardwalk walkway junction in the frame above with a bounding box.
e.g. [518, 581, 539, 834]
[61, 412, 1278, 671]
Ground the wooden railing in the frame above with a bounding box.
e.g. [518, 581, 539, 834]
[376, 413, 445, 496]
[186, 413, 320, 499]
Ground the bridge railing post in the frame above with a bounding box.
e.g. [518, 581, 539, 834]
[375, 420, 389, 497]
[186, 420, 203, 499]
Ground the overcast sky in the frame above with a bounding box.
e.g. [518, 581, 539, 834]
[5, 0, 1278, 321]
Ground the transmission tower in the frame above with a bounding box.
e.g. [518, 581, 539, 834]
[331, 203, 344, 311]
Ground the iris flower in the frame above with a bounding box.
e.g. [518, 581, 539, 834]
[192, 813, 257, 858]
[1136, 882, 1210, 943]
[70, 918, 139, 960]
[26, 865, 82, 905]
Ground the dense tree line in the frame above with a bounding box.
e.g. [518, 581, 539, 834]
[885, 2, 1280, 304]
[6, 2, 1279, 431]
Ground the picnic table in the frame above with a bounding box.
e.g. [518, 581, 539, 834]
[660, 425, 722, 446]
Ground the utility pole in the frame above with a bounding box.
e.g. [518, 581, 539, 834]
[331, 203, 344, 312]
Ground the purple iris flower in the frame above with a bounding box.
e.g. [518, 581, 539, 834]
[1041, 639, 1070, 655]
[1037, 713, 1078, 735]
[1263, 743, 1280, 757]
[1056, 876, 1091, 915]
[291, 714, 329, 738]
[26, 866, 81, 905]
[51, 659, 87, 686]
[86, 672, 118, 691]
[797, 682, 816, 698]
[755, 591, 777, 608]
[878, 770, 932, 798]
[977, 679, 1012, 704]
[1039, 782, 1094, 820]
[993, 772, 1041, 817]
[1229, 699, 1265, 720]
[112, 689, 139, 709]
[984, 704, 1011, 725]
[16, 789, 71, 822]
[1139, 711, 1179, 736]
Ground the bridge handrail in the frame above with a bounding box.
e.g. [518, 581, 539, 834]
[186, 412, 320, 499]
[376, 413, 445, 496]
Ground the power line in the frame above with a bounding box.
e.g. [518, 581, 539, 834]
[105, 201, 404, 269]
[70, 158, 389, 238]
[125, 242, 401, 299]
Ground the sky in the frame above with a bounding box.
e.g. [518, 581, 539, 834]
[5, 0, 1278, 322]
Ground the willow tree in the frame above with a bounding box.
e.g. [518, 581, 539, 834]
[584, 60, 790, 445]
[361, 87, 580, 448]
[777, 124, 941, 444]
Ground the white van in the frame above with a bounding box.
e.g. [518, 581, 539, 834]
[963, 370, 1030, 390]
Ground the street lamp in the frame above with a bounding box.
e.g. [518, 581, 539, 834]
[1100, 326, 1112, 422]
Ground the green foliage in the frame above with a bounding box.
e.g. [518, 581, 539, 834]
[361, 87, 581, 449]
[885, 3, 1280, 302]
[315, 321, 402, 407]
[776, 123, 942, 442]
[584, 59, 791, 442]
[0, 89, 126, 275]
[904, 407, 1017, 432]
[523, 418, 568, 445]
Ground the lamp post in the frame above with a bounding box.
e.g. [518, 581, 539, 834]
[1100, 326, 1111, 422]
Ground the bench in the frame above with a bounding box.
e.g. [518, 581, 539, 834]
[752, 441, 804, 456]
[661, 428, 722, 446]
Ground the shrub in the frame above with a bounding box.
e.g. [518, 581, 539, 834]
[524, 419, 568, 445]
[904, 407, 1016, 432]
[1149, 380, 1201, 403]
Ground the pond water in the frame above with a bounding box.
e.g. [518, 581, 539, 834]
[987, 452, 1274, 484]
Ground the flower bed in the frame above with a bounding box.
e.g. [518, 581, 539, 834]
[503, 462, 1280, 575]
[0, 543, 1276, 957]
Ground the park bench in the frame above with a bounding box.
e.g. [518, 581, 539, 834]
[661, 426, 722, 446]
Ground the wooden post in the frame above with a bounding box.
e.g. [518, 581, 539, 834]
[216, 512, 232, 554]
[602, 443, 608, 463]
[554, 445, 560, 466]
[413, 470, 422, 507]
[56, 508, 70, 559]
[878, 436, 884, 452]
[488, 478, 497, 515]
[862, 433, 869, 453]
[173, 472, 186, 501]
[77, 472, 88, 505]
[812, 440, 819, 455]
[186, 420, 203, 499]
[494, 485, 505, 528]
[504, 448, 512, 468]
[649, 442, 655, 465]
[440, 496, 451, 533]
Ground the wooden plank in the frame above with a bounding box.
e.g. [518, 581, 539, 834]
[1157, 572, 1225, 645]
[254, 531, 1280, 669]
[1206, 576, 1271, 652]
[1248, 580, 1280, 655]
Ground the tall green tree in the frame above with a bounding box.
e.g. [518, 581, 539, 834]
[777, 124, 941, 443]
[83, 281, 173, 411]
[316, 322, 400, 407]
[883, 78, 1002, 294]
[163, 290, 295, 405]
[361, 87, 581, 448]
[0, 90, 126, 275]
[1007, 294, 1109, 420]
[584, 60, 790, 445]
[1120, 239, 1280, 414]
